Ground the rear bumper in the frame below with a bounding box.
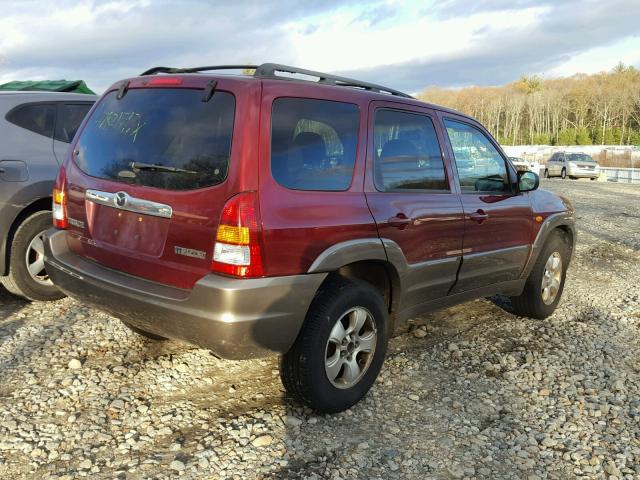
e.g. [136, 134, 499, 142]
[44, 229, 327, 359]
[569, 169, 598, 178]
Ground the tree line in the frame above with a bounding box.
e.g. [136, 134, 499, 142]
[418, 63, 640, 146]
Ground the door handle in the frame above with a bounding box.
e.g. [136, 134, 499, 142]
[470, 209, 489, 224]
[388, 213, 411, 229]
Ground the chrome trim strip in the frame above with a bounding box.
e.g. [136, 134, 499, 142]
[85, 189, 172, 219]
[45, 259, 84, 280]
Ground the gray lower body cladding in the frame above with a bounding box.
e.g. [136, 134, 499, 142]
[43, 229, 327, 359]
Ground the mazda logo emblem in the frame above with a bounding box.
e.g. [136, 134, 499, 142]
[115, 191, 128, 208]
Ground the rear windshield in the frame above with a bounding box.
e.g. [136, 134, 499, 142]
[567, 153, 595, 163]
[74, 88, 235, 190]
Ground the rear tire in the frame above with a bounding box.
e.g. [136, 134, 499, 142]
[280, 277, 389, 413]
[121, 321, 167, 340]
[2, 211, 65, 302]
[510, 231, 570, 319]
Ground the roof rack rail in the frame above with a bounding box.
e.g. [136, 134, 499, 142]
[140, 65, 258, 76]
[254, 63, 412, 98]
[139, 63, 412, 98]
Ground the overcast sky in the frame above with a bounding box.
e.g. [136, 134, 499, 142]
[1, 0, 639, 94]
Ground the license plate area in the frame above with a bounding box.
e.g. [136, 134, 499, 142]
[86, 202, 169, 257]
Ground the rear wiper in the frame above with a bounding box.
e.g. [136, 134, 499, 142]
[130, 161, 197, 174]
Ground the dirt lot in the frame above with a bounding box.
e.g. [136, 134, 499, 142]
[1, 179, 639, 479]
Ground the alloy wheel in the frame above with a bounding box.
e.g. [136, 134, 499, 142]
[25, 230, 52, 286]
[541, 251, 562, 305]
[324, 307, 377, 389]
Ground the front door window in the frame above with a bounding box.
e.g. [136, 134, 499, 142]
[443, 119, 511, 194]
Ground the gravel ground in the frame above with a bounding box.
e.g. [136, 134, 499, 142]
[1, 179, 639, 480]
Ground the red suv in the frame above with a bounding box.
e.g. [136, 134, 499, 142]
[44, 64, 575, 413]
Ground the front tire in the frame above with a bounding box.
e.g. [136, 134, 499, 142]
[280, 277, 389, 413]
[2, 211, 65, 302]
[543, 169, 550, 179]
[510, 230, 570, 319]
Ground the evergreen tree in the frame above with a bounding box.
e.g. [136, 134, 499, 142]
[576, 128, 591, 145]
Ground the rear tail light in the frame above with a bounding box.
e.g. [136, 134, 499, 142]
[148, 77, 183, 86]
[212, 192, 264, 277]
[52, 168, 68, 229]
[52, 188, 67, 229]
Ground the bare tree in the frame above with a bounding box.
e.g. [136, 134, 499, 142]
[418, 65, 640, 146]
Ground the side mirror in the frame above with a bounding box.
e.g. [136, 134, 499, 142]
[518, 170, 539, 192]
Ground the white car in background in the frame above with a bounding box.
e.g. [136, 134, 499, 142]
[509, 157, 542, 176]
[544, 152, 600, 180]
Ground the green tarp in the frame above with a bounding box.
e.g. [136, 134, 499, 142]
[0, 80, 95, 95]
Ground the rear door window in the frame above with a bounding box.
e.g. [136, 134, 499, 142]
[271, 98, 359, 191]
[74, 88, 235, 190]
[6, 103, 55, 138]
[54, 103, 93, 143]
[373, 109, 448, 191]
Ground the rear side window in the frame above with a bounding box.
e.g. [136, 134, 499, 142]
[373, 109, 448, 191]
[6, 103, 55, 138]
[74, 89, 235, 191]
[271, 98, 359, 191]
[55, 103, 92, 143]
